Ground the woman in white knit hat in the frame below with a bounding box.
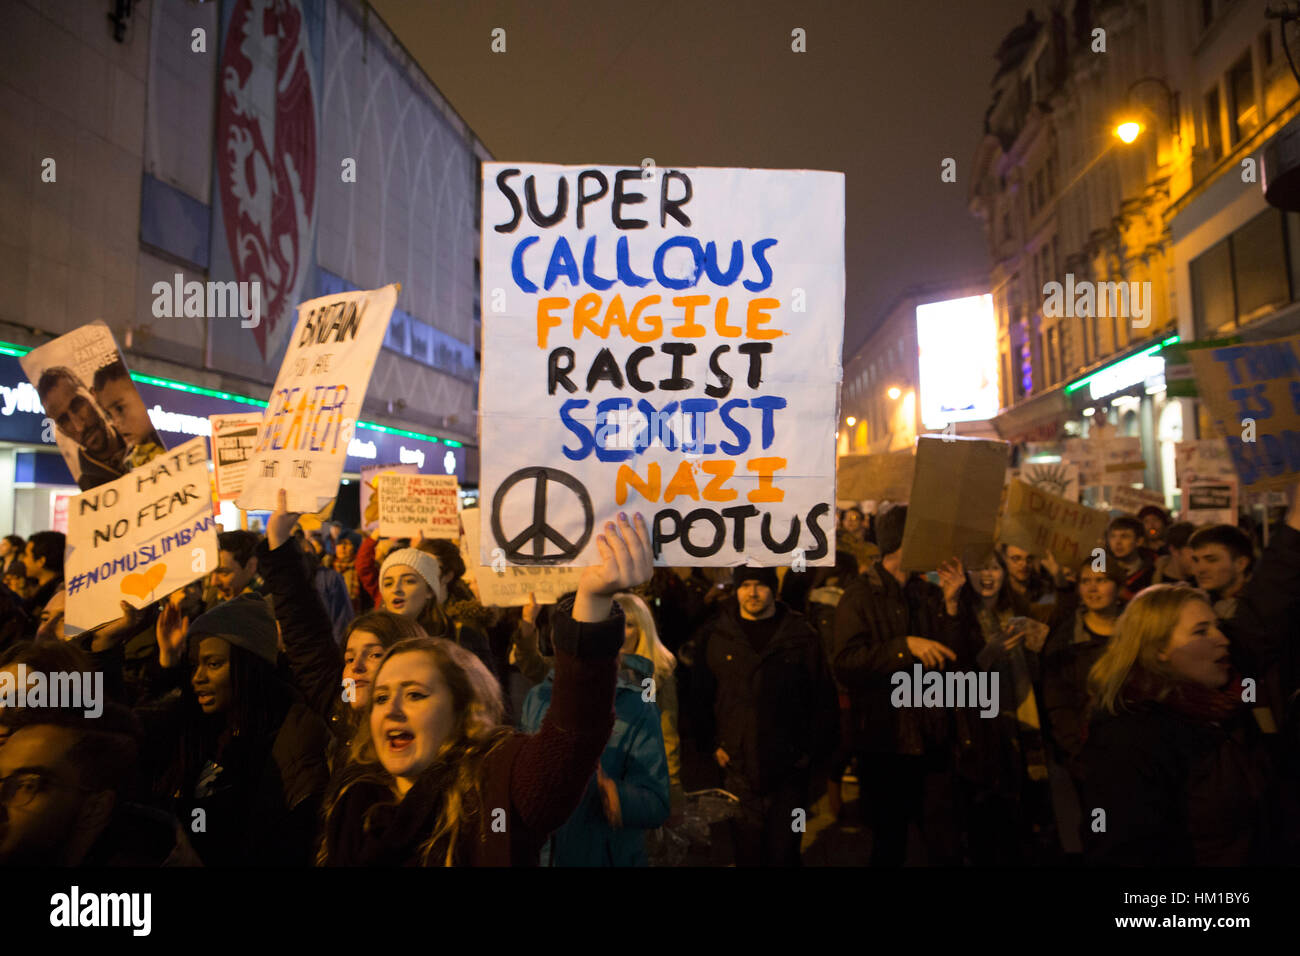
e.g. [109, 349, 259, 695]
[379, 546, 495, 678]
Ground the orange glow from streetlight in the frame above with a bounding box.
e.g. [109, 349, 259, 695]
[1115, 120, 1142, 143]
[887, 386, 902, 400]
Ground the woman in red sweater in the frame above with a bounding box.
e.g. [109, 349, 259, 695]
[320, 511, 652, 866]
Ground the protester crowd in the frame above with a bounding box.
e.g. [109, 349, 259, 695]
[1, 485, 1298, 868]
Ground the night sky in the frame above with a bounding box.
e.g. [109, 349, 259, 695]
[371, 0, 1039, 354]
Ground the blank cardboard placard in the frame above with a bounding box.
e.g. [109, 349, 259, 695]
[898, 436, 1008, 572]
[1000, 479, 1110, 567]
[837, 450, 915, 502]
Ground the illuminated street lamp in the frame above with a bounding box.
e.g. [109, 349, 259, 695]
[846, 416, 856, 426]
[887, 386, 902, 400]
[1114, 120, 1142, 143]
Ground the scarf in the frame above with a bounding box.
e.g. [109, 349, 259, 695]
[1122, 666, 1246, 724]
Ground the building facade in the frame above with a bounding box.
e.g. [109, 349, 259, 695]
[968, 0, 1299, 506]
[1, 0, 488, 536]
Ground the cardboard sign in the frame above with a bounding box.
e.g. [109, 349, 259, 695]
[360, 462, 418, 533]
[1175, 438, 1236, 487]
[1110, 485, 1166, 515]
[1189, 335, 1300, 492]
[238, 284, 398, 513]
[209, 413, 262, 501]
[459, 506, 586, 606]
[837, 450, 915, 503]
[377, 473, 460, 539]
[1185, 479, 1238, 527]
[19, 321, 168, 490]
[1000, 479, 1110, 568]
[63, 437, 219, 632]
[898, 436, 1009, 572]
[1020, 461, 1079, 502]
[478, 163, 845, 566]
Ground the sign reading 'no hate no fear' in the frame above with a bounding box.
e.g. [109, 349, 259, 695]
[64, 437, 219, 632]
[237, 285, 398, 514]
[479, 164, 845, 566]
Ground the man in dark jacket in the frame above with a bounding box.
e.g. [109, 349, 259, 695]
[0, 704, 199, 866]
[831, 505, 963, 866]
[694, 565, 836, 866]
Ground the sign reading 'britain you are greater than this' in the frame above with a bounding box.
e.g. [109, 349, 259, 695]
[478, 164, 846, 566]
[238, 285, 398, 514]
[64, 436, 219, 633]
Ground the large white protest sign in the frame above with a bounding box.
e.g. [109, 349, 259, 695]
[459, 506, 587, 606]
[209, 413, 262, 501]
[64, 437, 219, 632]
[237, 285, 398, 513]
[479, 164, 845, 566]
[361, 462, 418, 533]
[378, 473, 460, 539]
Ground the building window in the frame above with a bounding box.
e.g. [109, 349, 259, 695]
[1205, 86, 1224, 162]
[1190, 207, 1294, 336]
[1262, 28, 1274, 70]
[1228, 51, 1258, 145]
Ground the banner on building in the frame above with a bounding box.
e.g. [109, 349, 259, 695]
[209, 413, 262, 501]
[836, 450, 915, 503]
[237, 284, 398, 513]
[899, 436, 1008, 572]
[63, 437, 219, 632]
[19, 321, 167, 491]
[478, 164, 845, 566]
[1189, 335, 1300, 493]
[459, 506, 586, 606]
[1000, 479, 1110, 568]
[378, 473, 460, 540]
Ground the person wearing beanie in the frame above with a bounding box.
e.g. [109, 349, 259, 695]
[693, 563, 837, 866]
[137, 589, 331, 866]
[831, 504, 968, 866]
[379, 547, 495, 678]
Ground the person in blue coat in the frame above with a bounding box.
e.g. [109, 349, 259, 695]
[520, 629, 670, 866]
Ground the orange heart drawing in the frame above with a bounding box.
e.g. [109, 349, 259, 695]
[120, 563, 167, 600]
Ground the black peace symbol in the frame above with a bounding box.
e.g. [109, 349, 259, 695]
[490, 466, 594, 565]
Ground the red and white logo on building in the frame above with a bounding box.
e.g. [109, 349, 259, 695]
[216, 0, 317, 360]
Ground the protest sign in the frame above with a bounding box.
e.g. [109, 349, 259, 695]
[1175, 438, 1236, 487]
[899, 436, 1008, 572]
[237, 284, 398, 513]
[478, 164, 845, 566]
[1100, 436, 1144, 479]
[1185, 479, 1238, 527]
[837, 450, 914, 503]
[360, 463, 417, 533]
[1000, 479, 1110, 568]
[209, 413, 262, 501]
[63, 437, 218, 632]
[459, 506, 586, 606]
[378, 473, 460, 539]
[1020, 461, 1079, 502]
[1189, 335, 1300, 492]
[1110, 485, 1165, 514]
[19, 321, 167, 490]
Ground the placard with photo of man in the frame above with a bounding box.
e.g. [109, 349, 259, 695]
[19, 321, 167, 490]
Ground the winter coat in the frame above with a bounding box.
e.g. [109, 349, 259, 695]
[694, 602, 837, 794]
[81, 803, 202, 867]
[520, 652, 670, 866]
[1041, 609, 1111, 777]
[1080, 701, 1271, 865]
[321, 594, 625, 866]
[831, 563, 961, 756]
[313, 565, 355, 647]
[354, 536, 382, 608]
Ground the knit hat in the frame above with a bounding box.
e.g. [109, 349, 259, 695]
[875, 505, 908, 557]
[381, 548, 446, 607]
[732, 565, 779, 592]
[187, 593, 279, 666]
